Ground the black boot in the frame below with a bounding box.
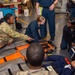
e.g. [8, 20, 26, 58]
[50, 37, 55, 41]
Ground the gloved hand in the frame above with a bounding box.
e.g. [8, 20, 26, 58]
[64, 64, 71, 69]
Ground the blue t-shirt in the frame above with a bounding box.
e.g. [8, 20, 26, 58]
[36, 0, 54, 7]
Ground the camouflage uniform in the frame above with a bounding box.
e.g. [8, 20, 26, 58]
[16, 66, 58, 75]
[9, 23, 16, 31]
[0, 22, 28, 48]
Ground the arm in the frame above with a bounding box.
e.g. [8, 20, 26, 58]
[2, 22, 28, 40]
[36, 2, 40, 15]
[36, 0, 40, 15]
[49, 0, 58, 11]
[53, 0, 58, 5]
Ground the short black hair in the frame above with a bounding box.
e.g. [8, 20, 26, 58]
[0, 18, 4, 24]
[69, 18, 75, 25]
[26, 42, 44, 67]
[4, 13, 13, 22]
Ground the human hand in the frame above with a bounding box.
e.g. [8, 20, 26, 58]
[49, 4, 55, 11]
[64, 64, 71, 69]
[71, 42, 75, 46]
[36, 9, 39, 15]
[27, 36, 34, 41]
[71, 61, 75, 68]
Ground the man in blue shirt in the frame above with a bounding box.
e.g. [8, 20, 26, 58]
[60, 18, 75, 50]
[36, 0, 58, 41]
[25, 16, 45, 42]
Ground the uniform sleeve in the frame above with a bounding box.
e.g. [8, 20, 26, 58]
[2, 23, 28, 40]
[16, 71, 29, 75]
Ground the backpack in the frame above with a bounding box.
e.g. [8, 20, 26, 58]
[16, 22, 23, 30]
[15, 17, 23, 30]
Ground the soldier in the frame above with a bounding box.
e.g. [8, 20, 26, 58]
[16, 42, 58, 75]
[0, 13, 32, 48]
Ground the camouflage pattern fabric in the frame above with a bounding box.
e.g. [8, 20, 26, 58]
[16, 68, 50, 75]
[0, 22, 28, 47]
[9, 23, 16, 31]
[16, 67, 58, 75]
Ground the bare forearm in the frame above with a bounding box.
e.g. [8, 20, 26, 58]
[36, 2, 39, 9]
[36, 2, 39, 14]
[53, 0, 58, 5]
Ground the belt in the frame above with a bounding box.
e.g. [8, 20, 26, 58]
[43, 7, 49, 9]
[40, 6, 49, 9]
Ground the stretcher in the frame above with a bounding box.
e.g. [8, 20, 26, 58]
[0, 50, 26, 64]
[16, 41, 56, 53]
[0, 41, 56, 64]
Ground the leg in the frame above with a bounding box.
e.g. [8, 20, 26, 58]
[48, 10, 55, 40]
[61, 68, 74, 75]
[60, 36, 68, 50]
[40, 8, 47, 38]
